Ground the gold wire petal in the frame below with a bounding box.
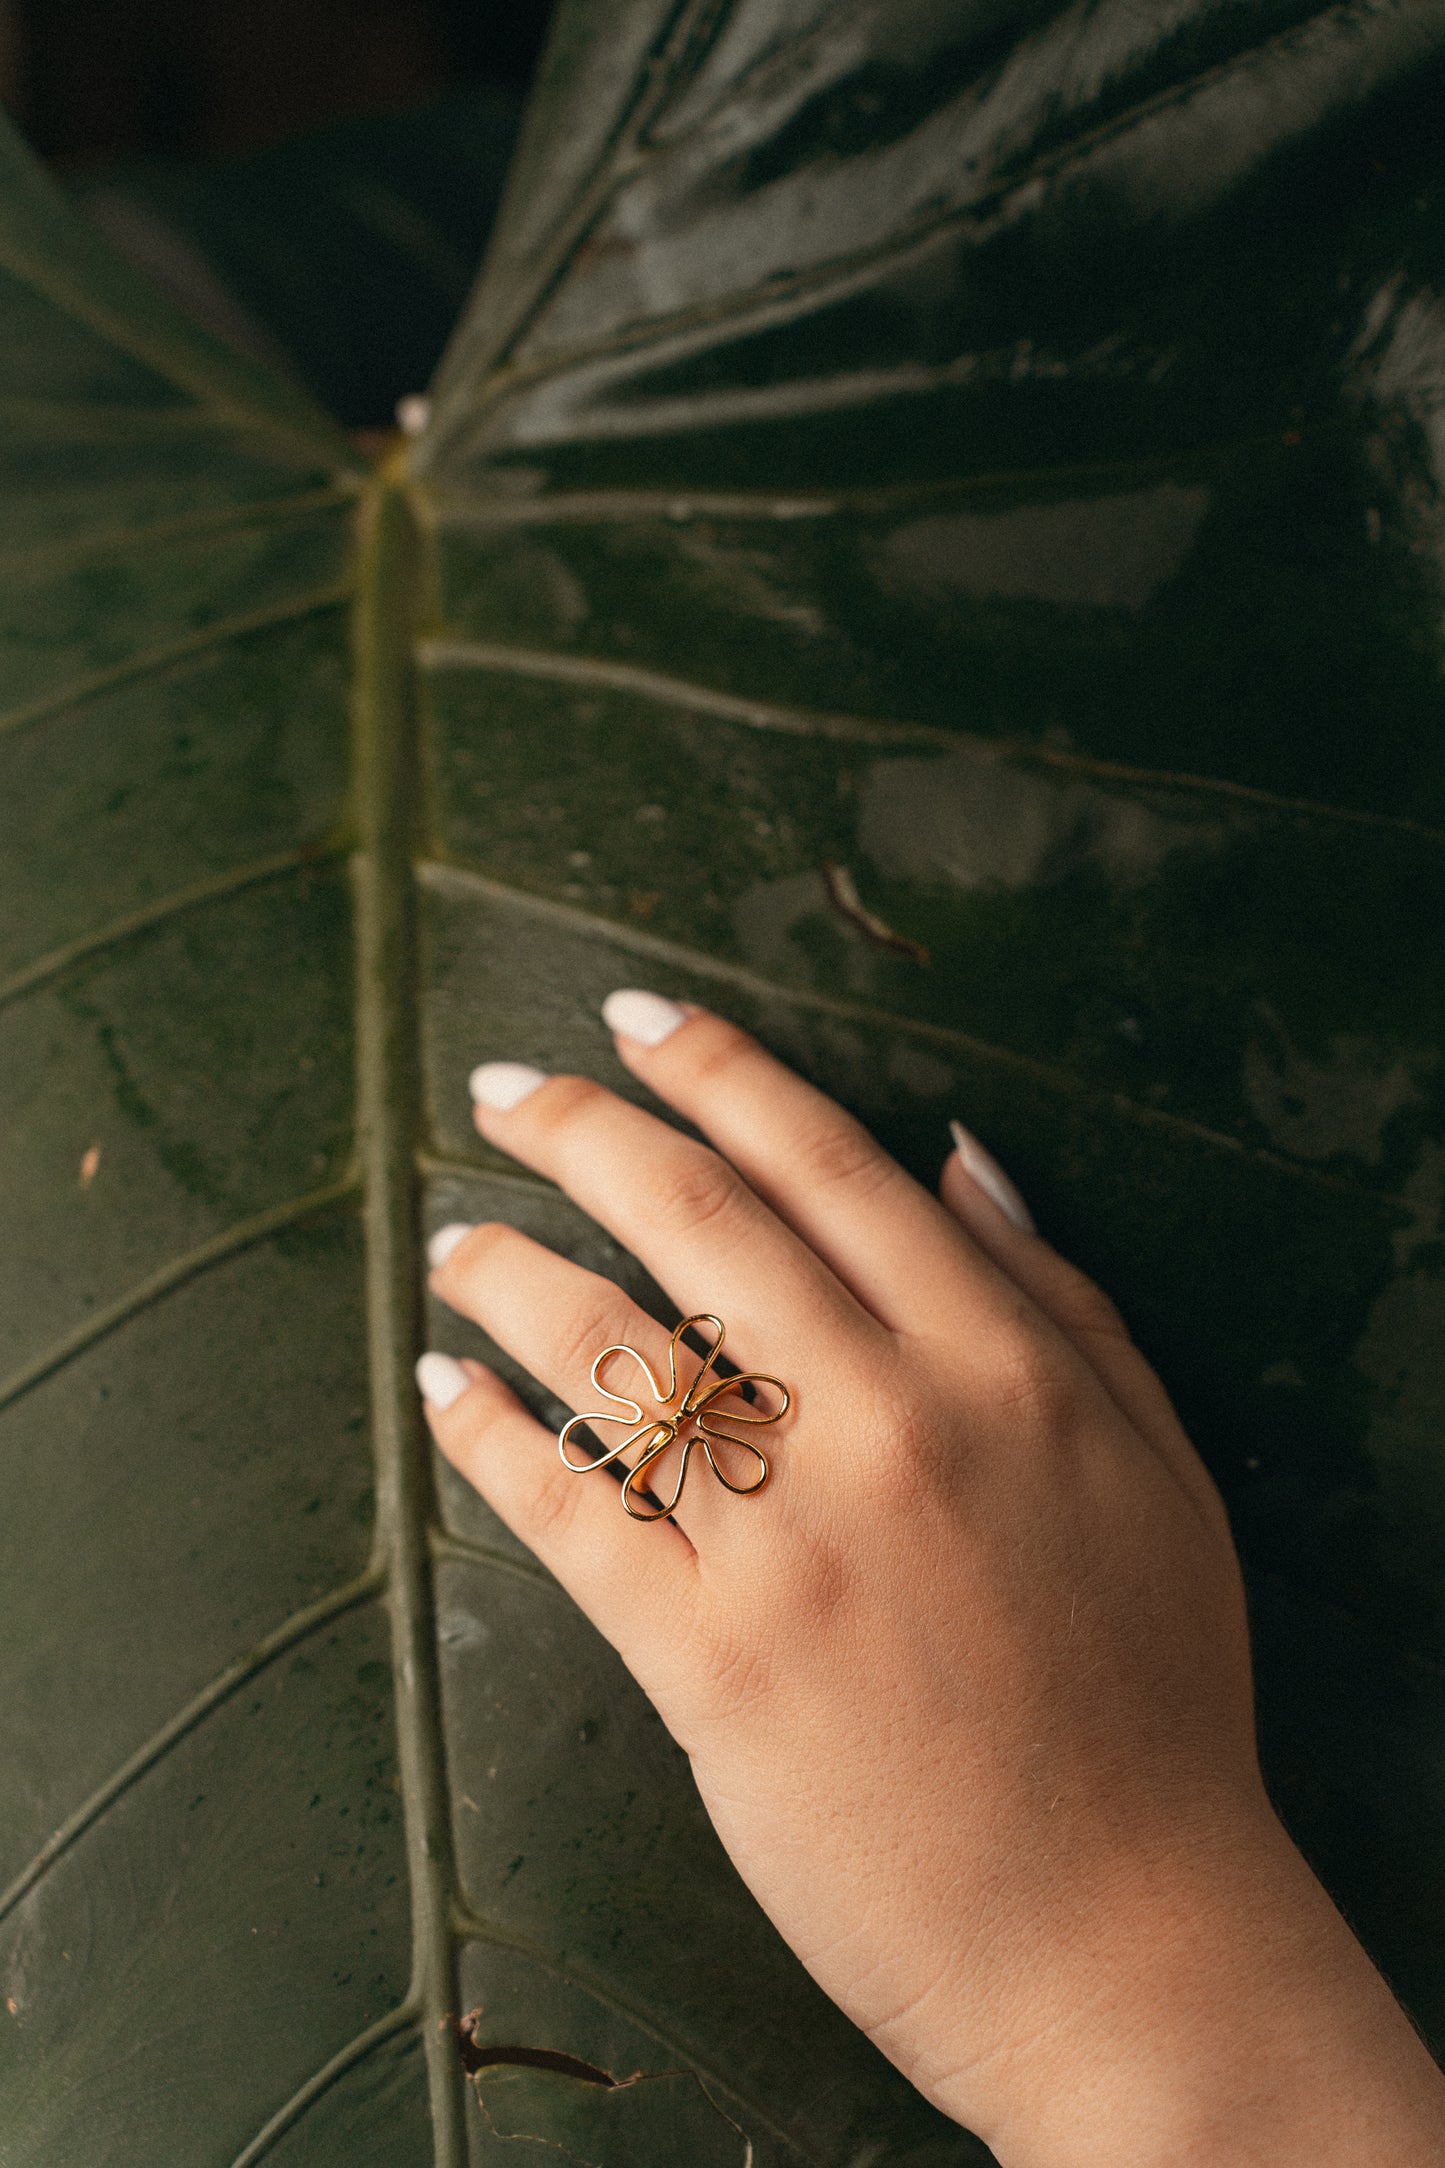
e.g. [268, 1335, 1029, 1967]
[557, 1314, 789, 1520]
[698, 1431, 770, 1496]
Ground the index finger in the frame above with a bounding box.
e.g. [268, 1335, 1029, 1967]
[464, 1057, 876, 1378]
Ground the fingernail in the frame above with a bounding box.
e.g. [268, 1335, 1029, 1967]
[602, 988, 688, 1047]
[949, 1120, 1036, 1235]
[416, 1351, 470, 1410]
[426, 1222, 474, 1269]
[469, 1061, 547, 1110]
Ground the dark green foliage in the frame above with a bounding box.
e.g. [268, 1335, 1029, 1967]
[3, 5, 1444, 2161]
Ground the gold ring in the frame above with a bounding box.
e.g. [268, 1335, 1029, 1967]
[558, 1314, 791, 1522]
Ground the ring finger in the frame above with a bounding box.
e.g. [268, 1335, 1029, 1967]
[417, 1356, 698, 1673]
[430, 1221, 792, 1553]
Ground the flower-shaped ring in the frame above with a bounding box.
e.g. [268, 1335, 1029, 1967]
[558, 1314, 791, 1523]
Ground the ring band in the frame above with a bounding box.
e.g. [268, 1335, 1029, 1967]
[558, 1314, 791, 1522]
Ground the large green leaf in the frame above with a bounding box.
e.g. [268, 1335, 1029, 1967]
[4, 3, 1445, 2163]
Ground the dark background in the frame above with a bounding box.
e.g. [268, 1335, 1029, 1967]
[2, 0, 553, 167]
[0, 0, 558, 426]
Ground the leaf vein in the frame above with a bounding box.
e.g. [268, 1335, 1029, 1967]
[227, 2002, 422, 2168]
[0, 221, 355, 467]
[425, 444, 1230, 528]
[419, 860, 1415, 1210]
[0, 579, 354, 740]
[0, 1176, 360, 1416]
[0, 397, 315, 440]
[0, 484, 357, 582]
[0, 1564, 385, 1924]
[417, 639, 1445, 842]
[418, 0, 727, 456]
[417, 1149, 558, 1200]
[0, 841, 348, 1014]
[453, 0, 1423, 424]
[448, 1902, 827, 2167]
[428, 1525, 561, 1594]
[418, 637, 947, 747]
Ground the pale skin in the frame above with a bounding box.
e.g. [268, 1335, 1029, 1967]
[417, 991, 1445, 2167]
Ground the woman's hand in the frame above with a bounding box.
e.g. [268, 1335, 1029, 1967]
[417, 992, 1445, 2167]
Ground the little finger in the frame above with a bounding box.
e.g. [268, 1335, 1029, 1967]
[940, 1131, 1226, 1526]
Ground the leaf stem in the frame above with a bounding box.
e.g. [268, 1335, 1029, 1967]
[351, 468, 467, 2164]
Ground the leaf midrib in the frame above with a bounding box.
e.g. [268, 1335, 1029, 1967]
[351, 466, 469, 2161]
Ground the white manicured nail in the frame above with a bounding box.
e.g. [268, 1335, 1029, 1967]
[602, 988, 688, 1047]
[468, 1061, 548, 1110]
[416, 1352, 470, 1410]
[427, 1222, 474, 1268]
[949, 1121, 1036, 1235]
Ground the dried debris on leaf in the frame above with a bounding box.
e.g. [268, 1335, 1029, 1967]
[821, 863, 930, 964]
[456, 2011, 752, 2165]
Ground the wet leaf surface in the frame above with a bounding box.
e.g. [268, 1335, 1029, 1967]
[4, 5, 1445, 2162]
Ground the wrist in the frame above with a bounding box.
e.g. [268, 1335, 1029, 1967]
[929, 1805, 1445, 2168]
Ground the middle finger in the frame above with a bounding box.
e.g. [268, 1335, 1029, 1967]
[466, 1061, 874, 1367]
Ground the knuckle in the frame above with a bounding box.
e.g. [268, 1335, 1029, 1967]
[551, 1283, 634, 1383]
[649, 1146, 742, 1235]
[689, 1612, 776, 1720]
[522, 1460, 583, 1547]
[982, 1325, 1081, 1432]
[859, 1380, 947, 1494]
[789, 1114, 894, 1198]
[1051, 1267, 1130, 1346]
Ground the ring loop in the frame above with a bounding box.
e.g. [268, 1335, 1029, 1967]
[558, 1314, 791, 1522]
